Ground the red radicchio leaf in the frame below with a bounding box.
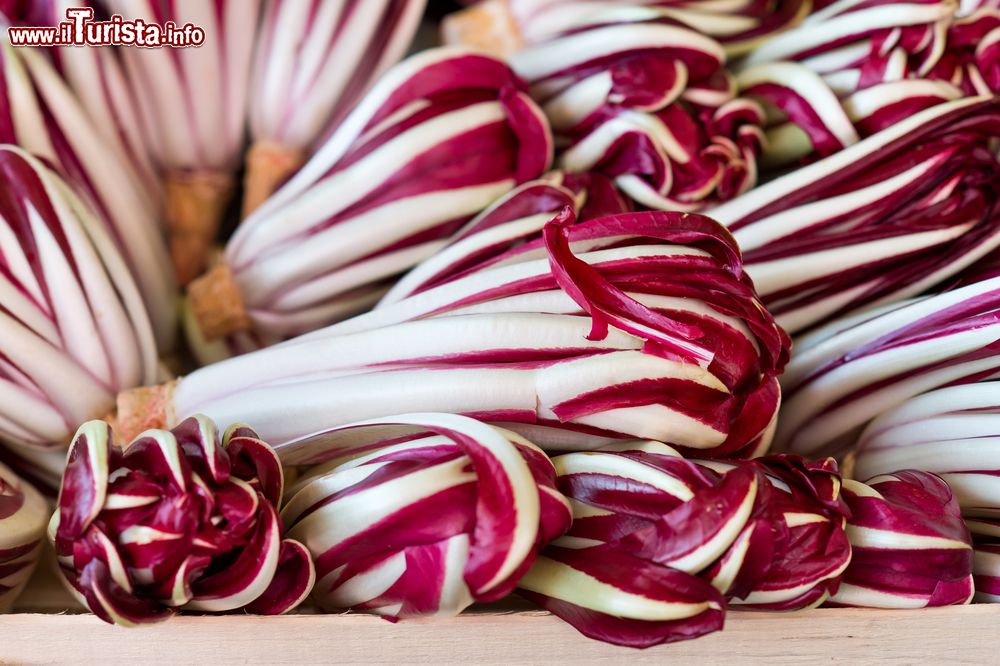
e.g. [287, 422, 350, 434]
[829, 471, 973, 608]
[280, 414, 571, 618]
[49, 416, 314, 626]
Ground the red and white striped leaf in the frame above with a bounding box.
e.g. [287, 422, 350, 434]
[165, 208, 788, 459]
[281, 413, 571, 618]
[829, 472, 974, 608]
[0, 147, 157, 471]
[0, 460, 47, 612]
[49, 415, 314, 626]
[0, 20, 175, 348]
[711, 97, 1000, 334]
[191, 47, 553, 357]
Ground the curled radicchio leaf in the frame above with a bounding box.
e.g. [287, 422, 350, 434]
[738, 0, 1000, 167]
[509, 18, 764, 211]
[829, 471, 973, 608]
[700, 455, 851, 611]
[516, 441, 745, 647]
[517, 443, 851, 647]
[279, 413, 572, 618]
[49, 416, 315, 626]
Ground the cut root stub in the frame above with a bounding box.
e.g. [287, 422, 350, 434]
[186, 262, 252, 341]
[241, 140, 306, 219]
[165, 171, 235, 286]
[441, 0, 523, 58]
[115, 381, 175, 445]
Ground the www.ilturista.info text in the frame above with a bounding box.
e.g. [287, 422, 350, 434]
[7, 7, 205, 48]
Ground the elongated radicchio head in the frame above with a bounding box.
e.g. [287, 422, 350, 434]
[49, 416, 315, 626]
[777, 274, 1000, 457]
[0, 147, 157, 463]
[243, 0, 427, 213]
[149, 208, 789, 459]
[516, 443, 850, 647]
[829, 472, 973, 608]
[105, 0, 258, 177]
[710, 97, 1000, 334]
[0, 20, 176, 348]
[105, 0, 262, 283]
[279, 413, 571, 618]
[185, 47, 553, 353]
[508, 18, 764, 211]
[0, 461, 47, 612]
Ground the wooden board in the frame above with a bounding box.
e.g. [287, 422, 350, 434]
[4, 564, 999, 664]
[2, 606, 999, 665]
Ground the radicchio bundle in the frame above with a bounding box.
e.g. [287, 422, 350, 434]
[443, 0, 810, 57]
[0, 147, 157, 485]
[185, 47, 552, 358]
[0, 26, 176, 348]
[107, 0, 261, 284]
[49, 416, 315, 626]
[279, 413, 571, 618]
[243, 0, 427, 214]
[517, 442, 850, 648]
[118, 208, 789, 461]
[506, 18, 765, 211]
[710, 97, 1000, 334]
[777, 275, 1000, 457]
[830, 472, 974, 608]
[0, 461, 47, 613]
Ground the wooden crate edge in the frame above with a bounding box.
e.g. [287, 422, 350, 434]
[1, 605, 997, 665]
